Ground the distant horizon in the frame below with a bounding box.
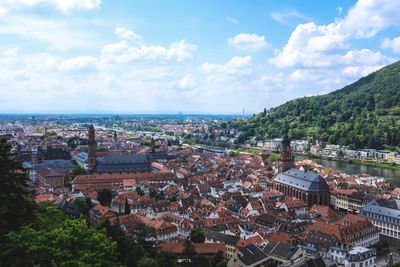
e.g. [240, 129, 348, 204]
[0, 111, 251, 116]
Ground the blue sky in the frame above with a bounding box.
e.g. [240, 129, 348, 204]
[0, 0, 399, 114]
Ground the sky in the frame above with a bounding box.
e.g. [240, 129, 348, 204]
[0, 0, 399, 114]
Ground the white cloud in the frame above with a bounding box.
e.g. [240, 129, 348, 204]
[0, 15, 100, 51]
[270, 9, 309, 26]
[58, 56, 97, 71]
[227, 33, 268, 51]
[1, 47, 19, 57]
[269, 22, 349, 68]
[341, 65, 383, 77]
[178, 74, 197, 89]
[115, 27, 142, 41]
[167, 40, 197, 62]
[101, 39, 197, 63]
[269, 0, 399, 69]
[226, 16, 239, 24]
[0, 0, 101, 13]
[382, 36, 400, 53]
[202, 56, 253, 75]
[340, 0, 400, 38]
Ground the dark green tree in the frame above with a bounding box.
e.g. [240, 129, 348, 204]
[138, 257, 159, 267]
[136, 186, 145, 196]
[149, 189, 157, 198]
[0, 219, 120, 267]
[97, 188, 112, 206]
[124, 198, 131, 215]
[156, 251, 177, 267]
[74, 198, 91, 217]
[0, 138, 36, 237]
[190, 228, 205, 243]
[72, 165, 87, 176]
[213, 250, 227, 267]
[30, 201, 67, 230]
[182, 239, 196, 264]
[98, 218, 148, 267]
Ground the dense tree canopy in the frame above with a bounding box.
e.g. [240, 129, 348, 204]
[231, 61, 400, 150]
[0, 138, 225, 267]
[190, 228, 205, 243]
[97, 188, 112, 206]
[0, 138, 36, 238]
[1, 203, 120, 267]
[72, 165, 88, 176]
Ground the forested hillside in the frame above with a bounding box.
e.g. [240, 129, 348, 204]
[234, 60, 400, 150]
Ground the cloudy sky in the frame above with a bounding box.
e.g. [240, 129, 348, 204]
[0, 0, 399, 114]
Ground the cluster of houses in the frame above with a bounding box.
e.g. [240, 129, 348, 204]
[313, 144, 400, 164]
[5, 122, 400, 266]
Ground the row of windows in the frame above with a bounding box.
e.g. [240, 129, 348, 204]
[363, 211, 400, 225]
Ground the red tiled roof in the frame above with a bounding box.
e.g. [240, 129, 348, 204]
[35, 194, 61, 204]
[266, 231, 293, 244]
[236, 235, 263, 247]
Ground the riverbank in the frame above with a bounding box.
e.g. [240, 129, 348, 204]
[295, 153, 400, 171]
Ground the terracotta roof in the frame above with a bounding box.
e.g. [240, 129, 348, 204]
[236, 235, 263, 247]
[308, 204, 338, 222]
[303, 221, 342, 241]
[333, 188, 358, 196]
[266, 231, 293, 244]
[283, 196, 307, 209]
[35, 194, 61, 204]
[91, 204, 113, 216]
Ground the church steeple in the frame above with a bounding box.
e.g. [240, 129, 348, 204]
[279, 129, 294, 172]
[44, 127, 49, 150]
[280, 132, 292, 160]
[88, 123, 96, 174]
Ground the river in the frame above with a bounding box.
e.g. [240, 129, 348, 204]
[315, 159, 400, 187]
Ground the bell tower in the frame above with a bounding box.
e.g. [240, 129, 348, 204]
[279, 131, 294, 172]
[88, 123, 96, 174]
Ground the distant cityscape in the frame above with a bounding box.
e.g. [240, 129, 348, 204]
[1, 114, 400, 266]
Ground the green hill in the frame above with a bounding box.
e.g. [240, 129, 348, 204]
[235, 61, 400, 150]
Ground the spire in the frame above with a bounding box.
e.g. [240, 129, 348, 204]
[88, 123, 96, 174]
[44, 127, 48, 150]
[279, 127, 294, 172]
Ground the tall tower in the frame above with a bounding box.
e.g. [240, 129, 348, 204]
[44, 127, 48, 150]
[113, 131, 118, 144]
[88, 124, 96, 174]
[279, 132, 294, 172]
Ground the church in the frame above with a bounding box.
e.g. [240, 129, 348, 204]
[87, 124, 151, 174]
[273, 168, 330, 206]
[272, 133, 330, 206]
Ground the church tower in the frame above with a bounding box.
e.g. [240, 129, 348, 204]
[279, 132, 294, 172]
[88, 124, 96, 174]
[44, 127, 48, 150]
[113, 131, 118, 144]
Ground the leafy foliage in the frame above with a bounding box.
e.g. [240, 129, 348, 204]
[233, 61, 400, 149]
[72, 165, 88, 176]
[190, 228, 205, 243]
[74, 197, 93, 217]
[136, 186, 145, 196]
[267, 153, 281, 161]
[1, 204, 120, 267]
[97, 188, 112, 206]
[0, 138, 36, 238]
[138, 257, 159, 267]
